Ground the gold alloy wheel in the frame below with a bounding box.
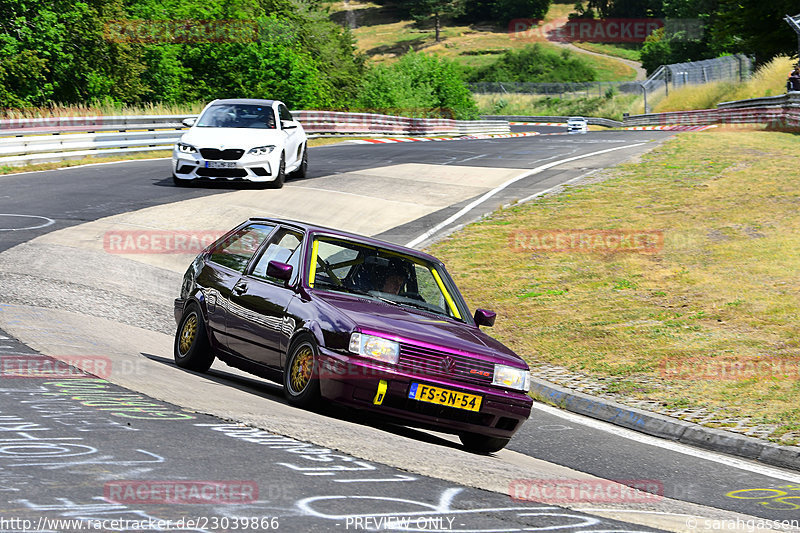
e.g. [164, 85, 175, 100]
[179, 313, 198, 356]
[289, 345, 314, 394]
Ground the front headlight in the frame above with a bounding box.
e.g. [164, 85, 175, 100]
[493, 364, 530, 391]
[349, 332, 399, 365]
[177, 143, 197, 154]
[248, 145, 276, 156]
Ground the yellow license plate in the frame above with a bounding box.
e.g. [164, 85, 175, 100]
[408, 383, 482, 412]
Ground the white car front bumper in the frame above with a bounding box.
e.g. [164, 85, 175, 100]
[172, 147, 281, 183]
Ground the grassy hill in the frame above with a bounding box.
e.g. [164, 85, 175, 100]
[324, 1, 638, 82]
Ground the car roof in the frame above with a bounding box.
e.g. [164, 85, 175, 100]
[209, 99, 278, 107]
[247, 217, 443, 264]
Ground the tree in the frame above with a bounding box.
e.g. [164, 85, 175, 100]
[572, 0, 663, 18]
[491, 0, 551, 23]
[408, 0, 466, 42]
[710, 0, 798, 63]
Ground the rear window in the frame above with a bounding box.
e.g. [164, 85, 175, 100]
[209, 224, 275, 272]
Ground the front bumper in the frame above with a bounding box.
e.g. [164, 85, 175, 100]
[172, 149, 280, 183]
[317, 347, 532, 439]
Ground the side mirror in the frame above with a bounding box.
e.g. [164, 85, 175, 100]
[182, 117, 196, 128]
[474, 309, 496, 327]
[281, 120, 298, 130]
[267, 261, 293, 281]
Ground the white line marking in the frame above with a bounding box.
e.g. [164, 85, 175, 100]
[531, 402, 800, 483]
[0, 214, 55, 232]
[405, 143, 646, 248]
[514, 168, 600, 206]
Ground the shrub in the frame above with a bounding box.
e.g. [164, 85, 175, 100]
[357, 52, 478, 119]
[470, 45, 597, 83]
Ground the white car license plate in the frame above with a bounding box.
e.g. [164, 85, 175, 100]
[205, 161, 237, 169]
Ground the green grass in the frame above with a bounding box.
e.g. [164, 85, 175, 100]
[429, 130, 800, 443]
[571, 42, 642, 62]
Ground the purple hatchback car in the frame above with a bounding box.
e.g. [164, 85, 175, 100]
[174, 218, 532, 452]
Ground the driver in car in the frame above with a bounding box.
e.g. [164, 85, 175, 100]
[380, 261, 409, 295]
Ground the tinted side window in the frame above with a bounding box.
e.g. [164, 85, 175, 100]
[278, 104, 293, 122]
[251, 228, 303, 282]
[209, 224, 275, 273]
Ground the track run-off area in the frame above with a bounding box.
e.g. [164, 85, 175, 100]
[0, 128, 797, 533]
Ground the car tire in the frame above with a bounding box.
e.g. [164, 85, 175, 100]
[290, 144, 308, 180]
[173, 175, 191, 187]
[283, 337, 321, 408]
[459, 433, 510, 454]
[174, 302, 215, 372]
[267, 154, 286, 189]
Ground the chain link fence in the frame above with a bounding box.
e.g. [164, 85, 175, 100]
[468, 81, 643, 97]
[468, 54, 754, 113]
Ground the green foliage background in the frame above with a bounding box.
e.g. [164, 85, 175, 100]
[0, 0, 364, 109]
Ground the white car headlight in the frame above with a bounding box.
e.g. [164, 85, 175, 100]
[248, 145, 276, 156]
[349, 333, 399, 365]
[493, 364, 530, 391]
[177, 143, 197, 154]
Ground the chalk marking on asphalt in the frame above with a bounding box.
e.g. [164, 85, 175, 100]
[531, 402, 800, 483]
[405, 143, 646, 248]
[0, 214, 55, 232]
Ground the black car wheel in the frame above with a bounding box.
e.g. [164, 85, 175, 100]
[290, 144, 308, 180]
[283, 337, 320, 407]
[267, 154, 286, 189]
[459, 433, 510, 454]
[174, 302, 215, 372]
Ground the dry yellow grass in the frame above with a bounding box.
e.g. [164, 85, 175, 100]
[0, 102, 206, 120]
[327, 0, 637, 81]
[430, 131, 800, 442]
[654, 56, 794, 113]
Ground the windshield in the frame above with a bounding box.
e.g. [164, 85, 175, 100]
[196, 104, 276, 129]
[308, 237, 468, 322]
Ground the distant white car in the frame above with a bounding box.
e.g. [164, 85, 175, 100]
[566, 116, 588, 133]
[172, 99, 308, 188]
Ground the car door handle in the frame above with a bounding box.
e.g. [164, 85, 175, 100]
[232, 281, 248, 295]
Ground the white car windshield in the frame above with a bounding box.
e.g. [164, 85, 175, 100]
[196, 104, 277, 129]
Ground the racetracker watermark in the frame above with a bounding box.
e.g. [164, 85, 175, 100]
[660, 357, 800, 381]
[104, 480, 258, 504]
[509, 229, 663, 254]
[103, 230, 228, 254]
[103, 19, 294, 44]
[0, 114, 105, 131]
[0, 355, 112, 379]
[509, 479, 664, 504]
[509, 18, 662, 43]
[104, 19, 258, 43]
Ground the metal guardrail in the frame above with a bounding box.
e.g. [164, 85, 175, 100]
[484, 115, 623, 128]
[623, 93, 800, 128]
[0, 112, 511, 167]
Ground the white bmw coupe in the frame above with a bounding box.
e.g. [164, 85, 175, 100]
[172, 99, 308, 188]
